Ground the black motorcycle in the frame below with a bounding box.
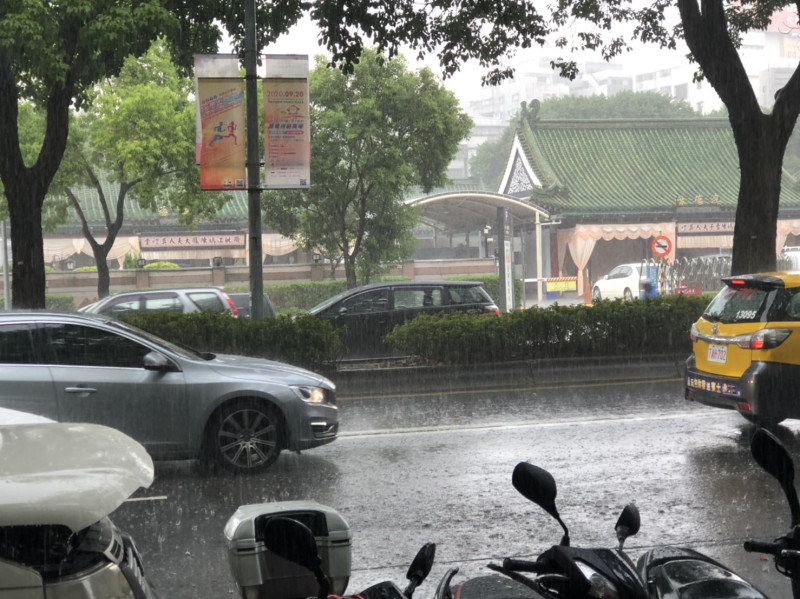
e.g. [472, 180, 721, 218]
[443, 429, 800, 599]
[440, 461, 648, 599]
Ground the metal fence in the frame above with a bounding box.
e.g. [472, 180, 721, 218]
[642, 254, 796, 297]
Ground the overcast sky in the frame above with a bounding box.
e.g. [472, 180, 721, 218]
[259, 13, 690, 104]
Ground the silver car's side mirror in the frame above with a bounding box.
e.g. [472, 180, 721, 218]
[143, 351, 175, 372]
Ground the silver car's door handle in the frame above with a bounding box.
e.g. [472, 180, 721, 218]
[65, 387, 97, 394]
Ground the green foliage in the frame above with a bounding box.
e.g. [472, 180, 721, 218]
[385, 295, 708, 364]
[144, 261, 179, 270]
[446, 274, 522, 307]
[1, 295, 76, 311]
[45, 295, 76, 311]
[263, 49, 473, 288]
[119, 311, 340, 370]
[74, 266, 97, 272]
[123, 253, 142, 269]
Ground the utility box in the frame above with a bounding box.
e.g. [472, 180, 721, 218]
[224, 500, 351, 599]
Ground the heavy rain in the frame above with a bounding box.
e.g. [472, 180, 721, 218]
[109, 365, 794, 598]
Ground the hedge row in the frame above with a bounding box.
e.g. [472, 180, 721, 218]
[1, 295, 75, 311]
[120, 311, 340, 371]
[385, 294, 709, 364]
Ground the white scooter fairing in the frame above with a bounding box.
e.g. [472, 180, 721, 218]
[0, 408, 155, 598]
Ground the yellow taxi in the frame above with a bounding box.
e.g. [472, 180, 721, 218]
[685, 272, 800, 426]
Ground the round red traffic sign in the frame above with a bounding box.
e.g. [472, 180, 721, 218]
[651, 235, 672, 257]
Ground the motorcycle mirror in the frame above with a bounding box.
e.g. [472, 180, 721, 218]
[264, 517, 331, 599]
[615, 503, 640, 550]
[513, 462, 570, 546]
[751, 428, 800, 527]
[264, 517, 322, 572]
[513, 462, 559, 517]
[404, 542, 436, 598]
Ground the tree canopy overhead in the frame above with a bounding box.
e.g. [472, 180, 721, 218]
[2, 0, 798, 307]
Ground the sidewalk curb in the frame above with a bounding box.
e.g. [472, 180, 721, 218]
[327, 353, 688, 399]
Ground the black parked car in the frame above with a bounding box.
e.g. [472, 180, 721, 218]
[308, 281, 499, 358]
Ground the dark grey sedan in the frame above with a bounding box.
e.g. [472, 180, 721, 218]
[0, 312, 338, 472]
[309, 280, 499, 358]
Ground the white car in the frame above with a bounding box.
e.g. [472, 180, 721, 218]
[591, 263, 647, 301]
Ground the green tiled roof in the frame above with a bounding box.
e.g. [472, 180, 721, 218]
[517, 117, 800, 216]
[57, 184, 252, 230]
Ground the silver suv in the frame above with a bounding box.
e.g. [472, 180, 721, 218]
[79, 287, 238, 317]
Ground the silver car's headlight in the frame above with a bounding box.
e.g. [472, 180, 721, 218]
[291, 385, 327, 404]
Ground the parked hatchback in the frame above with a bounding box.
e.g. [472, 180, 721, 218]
[308, 280, 499, 358]
[685, 272, 800, 426]
[0, 312, 338, 471]
[79, 287, 238, 317]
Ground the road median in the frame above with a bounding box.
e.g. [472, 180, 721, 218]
[328, 353, 688, 399]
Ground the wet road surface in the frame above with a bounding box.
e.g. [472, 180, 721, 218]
[111, 375, 798, 598]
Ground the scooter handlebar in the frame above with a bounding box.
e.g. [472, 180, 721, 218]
[744, 539, 782, 555]
[502, 557, 547, 573]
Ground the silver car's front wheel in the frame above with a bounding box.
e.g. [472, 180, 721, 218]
[208, 402, 282, 471]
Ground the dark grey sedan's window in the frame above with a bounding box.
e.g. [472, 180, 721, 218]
[37, 324, 151, 368]
[0, 323, 37, 364]
[394, 288, 443, 308]
[340, 289, 389, 314]
[448, 286, 485, 304]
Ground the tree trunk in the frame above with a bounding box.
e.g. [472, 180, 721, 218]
[729, 115, 784, 275]
[7, 188, 46, 309]
[0, 49, 72, 309]
[94, 247, 111, 299]
[344, 255, 358, 288]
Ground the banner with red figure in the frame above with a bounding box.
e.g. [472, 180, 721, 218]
[198, 78, 246, 190]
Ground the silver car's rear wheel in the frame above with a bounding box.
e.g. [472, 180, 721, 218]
[208, 401, 282, 471]
[623, 288, 633, 301]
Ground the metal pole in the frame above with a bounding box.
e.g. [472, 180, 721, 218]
[1, 220, 9, 310]
[536, 212, 543, 305]
[245, 0, 265, 320]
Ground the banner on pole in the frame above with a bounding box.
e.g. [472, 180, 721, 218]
[193, 55, 239, 164]
[198, 78, 246, 190]
[263, 55, 310, 189]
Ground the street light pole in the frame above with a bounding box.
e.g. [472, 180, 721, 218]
[245, 0, 264, 320]
[1, 220, 9, 310]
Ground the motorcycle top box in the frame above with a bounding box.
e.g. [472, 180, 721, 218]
[0, 410, 156, 599]
[225, 500, 352, 599]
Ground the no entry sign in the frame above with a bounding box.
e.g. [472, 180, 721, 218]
[651, 235, 672, 257]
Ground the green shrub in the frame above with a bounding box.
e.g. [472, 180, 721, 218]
[0, 294, 75, 311]
[446, 274, 523, 308]
[119, 311, 340, 370]
[75, 266, 97, 272]
[144, 261, 179, 269]
[386, 294, 709, 364]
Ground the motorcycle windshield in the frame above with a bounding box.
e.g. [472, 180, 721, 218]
[0, 419, 154, 531]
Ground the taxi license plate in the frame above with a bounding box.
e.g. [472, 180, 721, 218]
[708, 343, 727, 364]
